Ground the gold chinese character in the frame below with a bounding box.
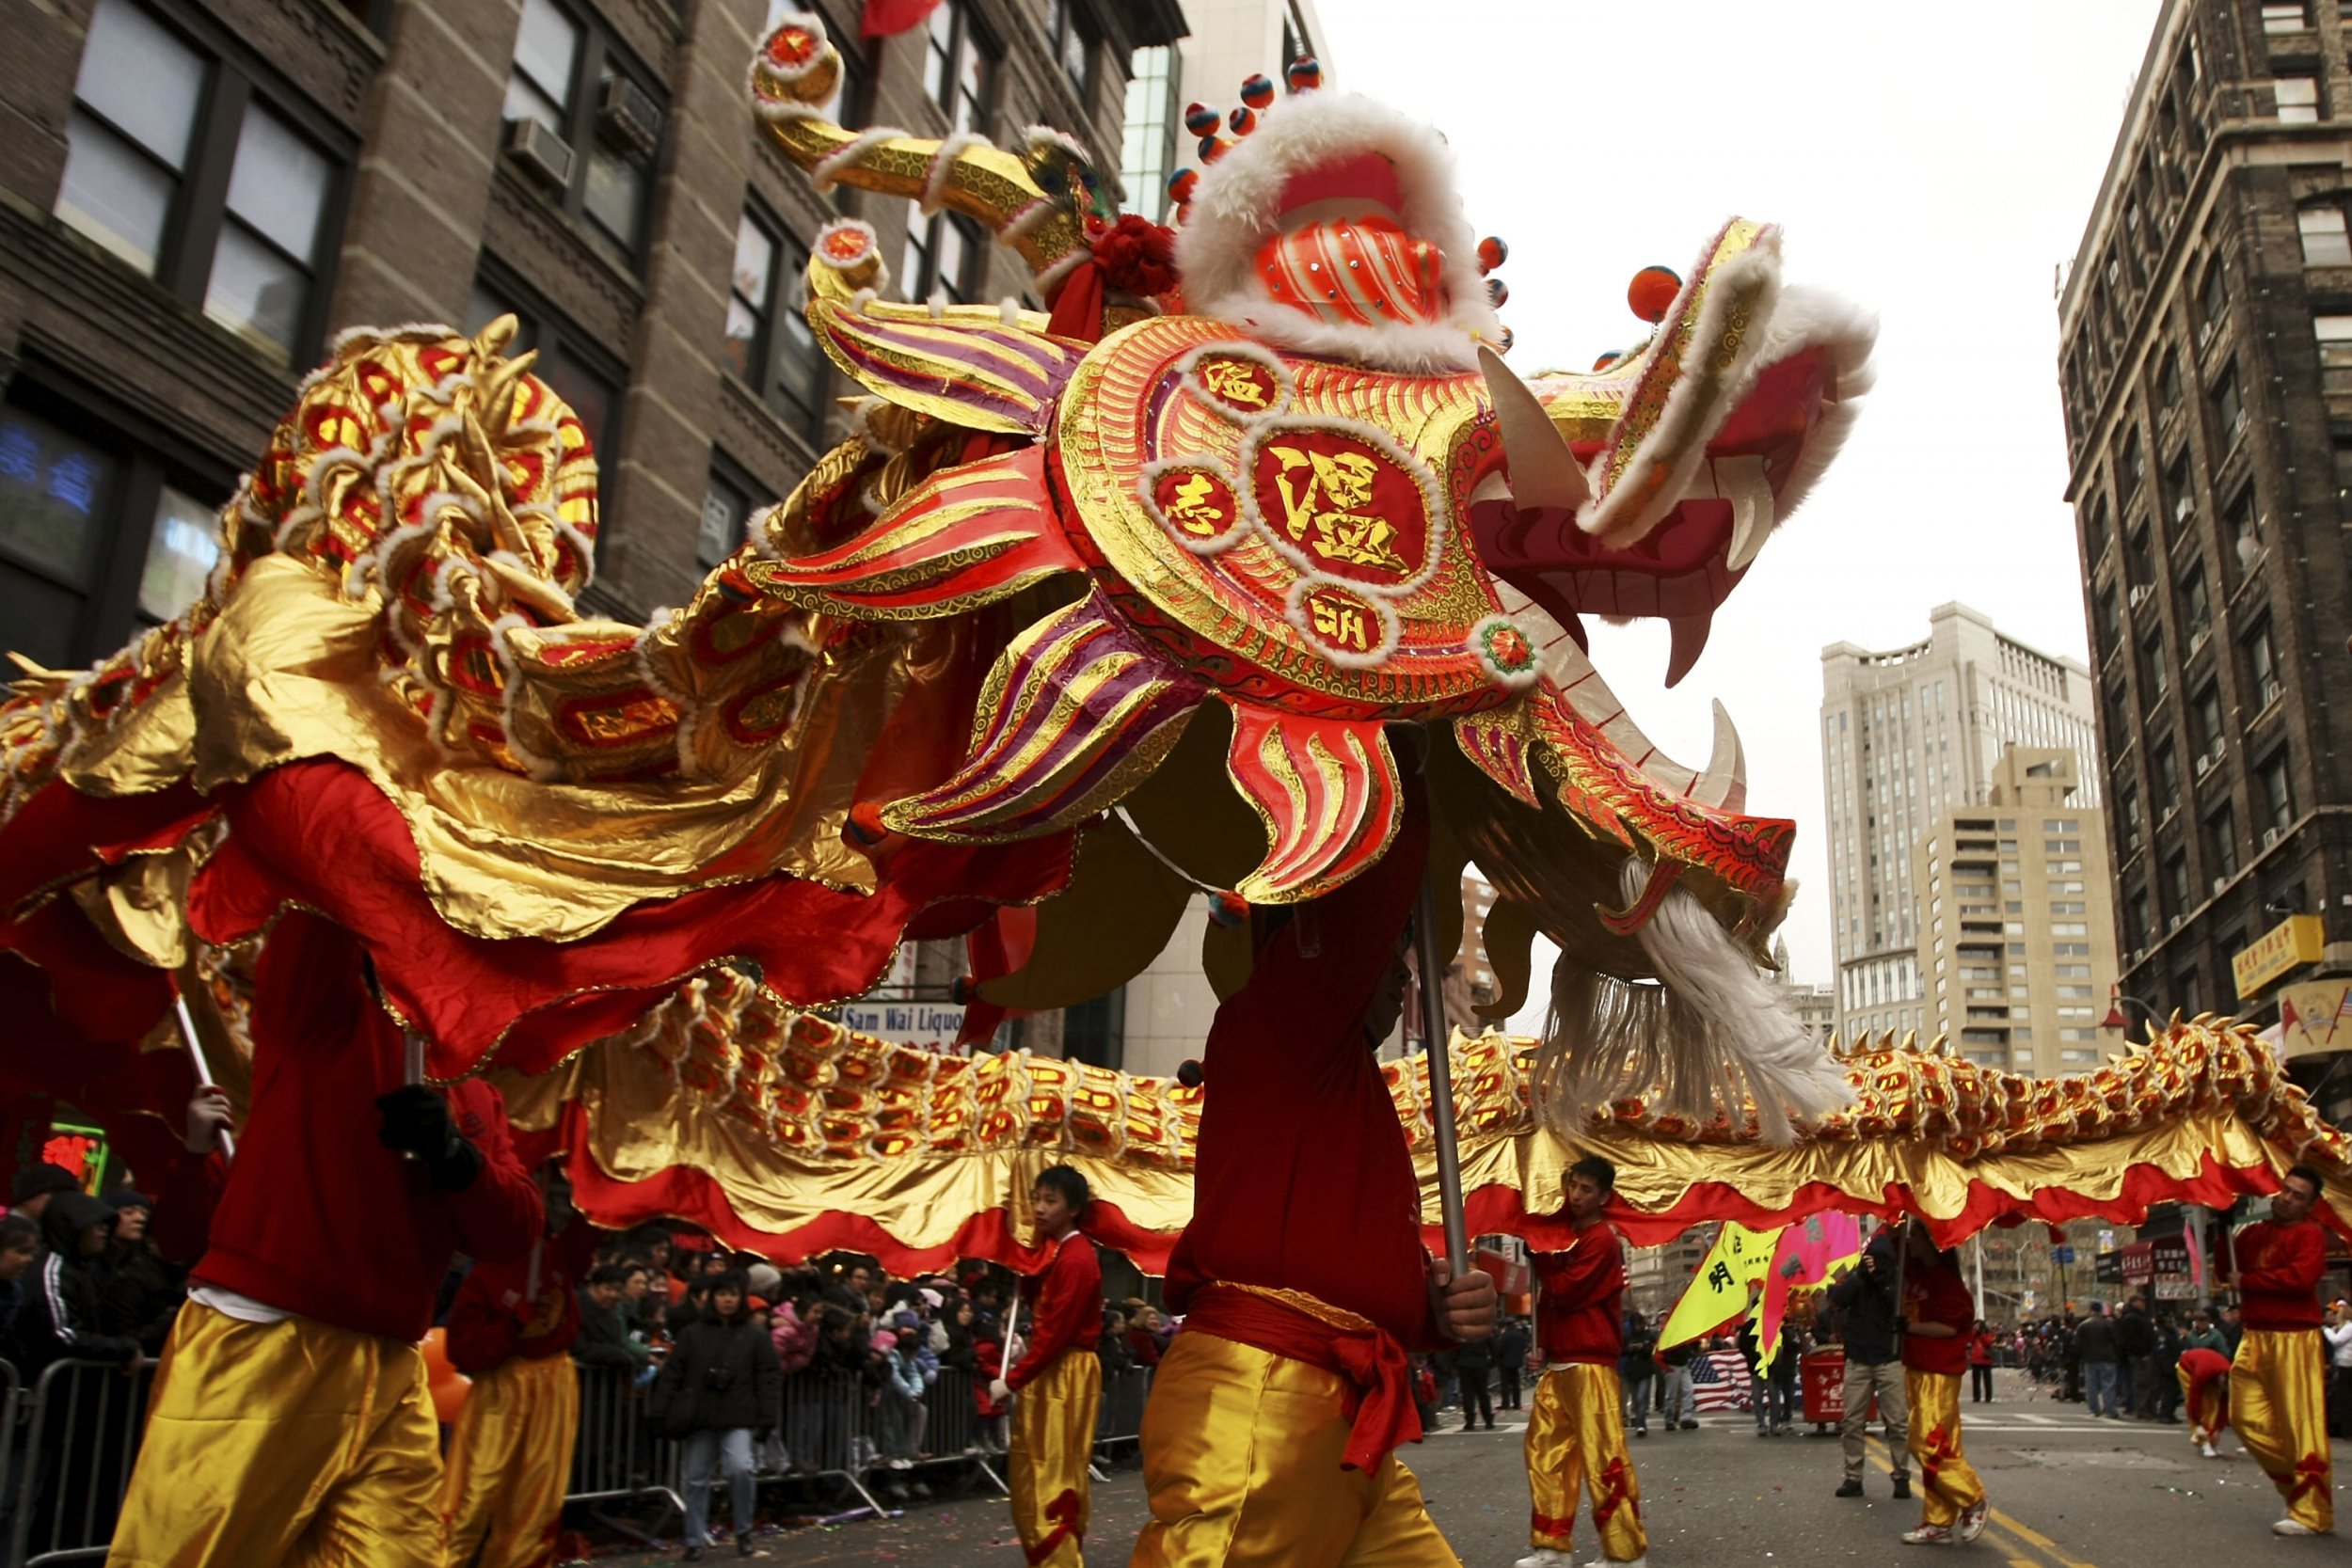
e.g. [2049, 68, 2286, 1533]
[1200, 358, 1269, 407]
[1267, 445, 1409, 575]
[1162, 472, 1227, 537]
[1308, 593, 1370, 650]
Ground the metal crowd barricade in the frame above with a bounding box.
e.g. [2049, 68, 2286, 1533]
[9, 1357, 156, 1567]
[1094, 1366, 1151, 1459]
[564, 1363, 683, 1522]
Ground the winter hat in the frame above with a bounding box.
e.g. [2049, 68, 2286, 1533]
[747, 1261, 783, 1299]
[8, 1164, 78, 1207]
[891, 1309, 920, 1332]
[918, 1288, 944, 1309]
[106, 1190, 153, 1212]
[871, 1330, 898, 1353]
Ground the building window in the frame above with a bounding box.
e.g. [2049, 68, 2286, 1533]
[2164, 852, 2190, 918]
[467, 275, 622, 502]
[1047, 0, 1092, 96]
[2125, 887, 2151, 950]
[2177, 564, 2210, 644]
[2315, 315, 2352, 393]
[2096, 585, 2121, 645]
[2207, 801, 2238, 881]
[2333, 430, 2352, 520]
[2119, 782, 2143, 843]
[2139, 633, 2168, 702]
[2198, 264, 2226, 341]
[2300, 204, 2352, 264]
[55, 0, 345, 365]
[2157, 347, 2183, 411]
[2191, 682, 2224, 760]
[0, 393, 229, 667]
[2084, 496, 2111, 561]
[2274, 75, 2320, 123]
[698, 465, 751, 571]
[2264, 2, 2312, 31]
[1061, 986, 1125, 1069]
[902, 202, 981, 304]
[724, 210, 827, 436]
[2154, 740, 2181, 817]
[923, 1, 995, 136]
[2243, 620, 2280, 710]
[2161, 448, 2194, 527]
[2224, 485, 2261, 579]
[2127, 523, 2153, 586]
[2257, 748, 2294, 835]
[501, 0, 665, 260]
[2208, 363, 2244, 449]
[1121, 43, 1180, 223]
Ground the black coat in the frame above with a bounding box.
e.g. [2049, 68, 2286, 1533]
[2114, 1307, 2156, 1359]
[1826, 1230, 1900, 1364]
[2074, 1313, 2118, 1365]
[650, 1314, 782, 1436]
[15, 1196, 141, 1377]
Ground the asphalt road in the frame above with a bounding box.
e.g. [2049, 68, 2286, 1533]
[599, 1371, 2351, 1564]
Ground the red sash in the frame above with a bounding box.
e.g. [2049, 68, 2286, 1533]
[1179, 1282, 1422, 1472]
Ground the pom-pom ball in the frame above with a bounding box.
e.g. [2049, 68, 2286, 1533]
[1184, 102, 1220, 136]
[1627, 264, 1681, 325]
[846, 800, 889, 846]
[1228, 105, 1256, 135]
[1206, 889, 1250, 928]
[1477, 235, 1508, 274]
[1240, 73, 1276, 109]
[1486, 277, 1509, 309]
[1167, 167, 1199, 204]
[1286, 56, 1321, 92]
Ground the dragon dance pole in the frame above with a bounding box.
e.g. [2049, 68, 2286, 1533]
[169, 986, 234, 1164]
[1414, 872, 1470, 1277]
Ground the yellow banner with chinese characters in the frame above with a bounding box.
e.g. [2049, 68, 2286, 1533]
[1660, 1220, 1780, 1349]
[2233, 915, 2325, 1000]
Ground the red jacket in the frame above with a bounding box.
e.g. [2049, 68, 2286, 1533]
[2234, 1218, 2326, 1332]
[1533, 1223, 1625, 1364]
[444, 1222, 595, 1376]
[1009, 1230, 1102, 1390]
[1900, 1258, 1974, 1375]
[190, 912, 542, 1341]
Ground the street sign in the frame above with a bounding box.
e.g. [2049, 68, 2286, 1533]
[2053, 1245, 2075, 1264]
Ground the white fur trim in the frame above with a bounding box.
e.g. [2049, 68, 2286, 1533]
[1022, 125, 1093, 166]
[1033, 249, 1085, 293]
[812, 128, 909, 192]
[1236, 412, 1450, 595]
[752, 10, 830, 84]
[1174, 341, 1294, 424]
[1282, 576, 1400, 669]
[1468, 614, 1541, 691]
[1136, 456, 1247, 555]
[1740, 282, 1878, 527]
[998, 296, 1023, 326]
[922, 132, 992, 214]
[1174, 91, 1502, 375]
[999, 198, 1057, 242]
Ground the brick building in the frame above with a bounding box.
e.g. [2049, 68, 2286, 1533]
[0, 0, 1183, 671]
[2057, 0, 2352, 1053]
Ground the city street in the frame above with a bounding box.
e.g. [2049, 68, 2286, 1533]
[602, 1373, 2350, 1565]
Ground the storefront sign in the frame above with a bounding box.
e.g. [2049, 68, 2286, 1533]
[2233, 915, 2326, 1000]
[837, 1000, 973, 1049]
[2278, 979, 2352, 1059]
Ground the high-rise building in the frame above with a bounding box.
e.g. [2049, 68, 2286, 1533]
[1913, 746, 2121, 1074]
[0, 0, 1184, 671]
[2057, 0, 2352, 1040]
[1820, 604, 2100, 1044]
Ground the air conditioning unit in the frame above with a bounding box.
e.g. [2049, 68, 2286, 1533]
[504, 117, 574, 188]
[2260, 677, 2281, 708]
[2195, 751, 2214, 779]
[2128, 583, 2154, 609]
[598, 75, 663, 156]
[2125, 831, 2143, 852]
[2263, 826, 2282, 848]
[2212, 877, 2229, 896]
[2169, 913, 2185, 931]
[2186, 628, 2209, 657]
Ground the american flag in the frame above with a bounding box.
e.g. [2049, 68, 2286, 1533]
[1689, 1349, 1754, 1412]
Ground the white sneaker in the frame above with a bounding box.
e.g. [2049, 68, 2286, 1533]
[1900, 1525, 1951, 1545]
[1958, 1501, 1989, 1544]
[2272, 1519, 2324, 1537]
[1514, 1552, 1577, 1568]
[2200, 1441, 2219, 1459]
[2189, 1425, 2208, 1445]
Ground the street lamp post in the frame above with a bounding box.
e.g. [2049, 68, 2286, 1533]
[2099, 986, 2161, 1040]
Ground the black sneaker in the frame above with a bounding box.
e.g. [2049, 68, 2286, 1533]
[1891, 1476, 1913, 1500]
[1836, 1480, 1865, 1498]
[737, 1533, 756, 1559]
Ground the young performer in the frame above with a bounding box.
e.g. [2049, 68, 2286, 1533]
[1130, 795, 1497, 1568]
[105, 912, 541, 1568]
[1896, 1222, 1988, 1546]
[1518, 1155, 1644, 1568]
[2177, 1342, 2232, 1460]
[440, 1202, 596, 1568]
[993, 1164, 1104, 1568]
[2229, 1164, 2333, 1536]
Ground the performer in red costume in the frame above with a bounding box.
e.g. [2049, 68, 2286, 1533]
[441, 1199, 598, 1568]
[993, 1164, 1104, 1567]
[2177, 1343, 2233, 1460]
[106, 911, 542, 1568]
[1131, 784, 1497, 1568]
[1896, 1222, 1988, 1547]
[1518, 1155, 1643, 1568]
[2229, 1164, 2333, 1536]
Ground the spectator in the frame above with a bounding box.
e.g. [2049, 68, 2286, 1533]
[1827, 1224, 1909, 1500]
[652, 1269, 781, 1562]
[2153, 1312, 2184, 1425]
[1098, 1307, 1136, 1378]
[7, 1164, 78, 1222]
[575, 1265, 651, 1372]
[0, 1213, 37, 1343]
[1409, 1353, 1439, 1433]
[2117, 1293, 2156, 1418]
[1497, 1315, 1532, 1412]
[2076, 1302, 2120, 1418]
[1657, 1337, 1697, 1431]
[96, 1191, 184, 1355]
[2218, 1303, 2245, 1355]
[1967, 1319, 1995, 1404]
[876, 1328, 929, 1468]
[1736, 1308, 1787, 1436]
[1619, 1309, 1657, 1437]
[2184, 1307, 2229, 1355]
[16, 1192, 141, 1378]
[1123, 1304, 1166, 1369]
[1455, 1319, 1496, 1431]
[771, 1292, 818, 1378]
[2325, 1301, 2352, 1438]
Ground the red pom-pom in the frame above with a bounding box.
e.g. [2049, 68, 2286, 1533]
[1184, 102, 1220, 136]
[1229, 105, 1257, 135]
[1477, 235, 1508, 274]
[846, 800, 889, 846]
[1090, 213, 1180, 299]
[1627, 265, 1681, 325]
[1206, 890, 1249, 928]
[1167, 167, 1199, 204]
[1593, 351, 1621, 372]
[1240, 73, 1276, 110]
[1286, 57, 1321, 93]
[1486, 277, 1509, 309]
[950, 974, 978, 1006]
[1199, 135, 1228, 164]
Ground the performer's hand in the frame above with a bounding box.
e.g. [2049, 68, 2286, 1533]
[184, 1086, 234, 1154]
[989, 1377, 1011, 1403]
[1429, 1257, 1497, 1342]
[374, 1085, 484, 1192]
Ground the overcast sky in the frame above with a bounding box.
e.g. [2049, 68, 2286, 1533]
[1311, 0, 2166, 1003]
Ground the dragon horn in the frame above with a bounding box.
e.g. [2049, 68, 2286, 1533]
[751, 12, 1092, 295]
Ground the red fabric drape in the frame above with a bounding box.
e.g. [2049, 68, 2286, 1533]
[861, 0, 943, 38]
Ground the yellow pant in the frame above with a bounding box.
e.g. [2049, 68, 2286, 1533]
[2177, 1362, 2227, 1444]
[1011, 1346, 1103, 1567]
[2230, 1328, 2333, 1532]
[442, 1351, 580, 1568]
[105, 1302, 444, 1568]
[1904, 1370, 1985, 1529]
[1131, 1332, 1458, 1568]
[1524, 1364, 1645, 1562]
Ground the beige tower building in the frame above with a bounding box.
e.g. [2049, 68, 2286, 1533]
[1821, 604, 2101, 1045]
[1913, 747, 2121, 1073]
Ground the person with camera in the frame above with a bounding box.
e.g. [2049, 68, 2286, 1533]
[1826, 1223, 1909, 1500]
[652, 1270, 783, 1560]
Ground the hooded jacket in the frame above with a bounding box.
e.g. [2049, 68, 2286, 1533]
[18, 1194, 141, 1376]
